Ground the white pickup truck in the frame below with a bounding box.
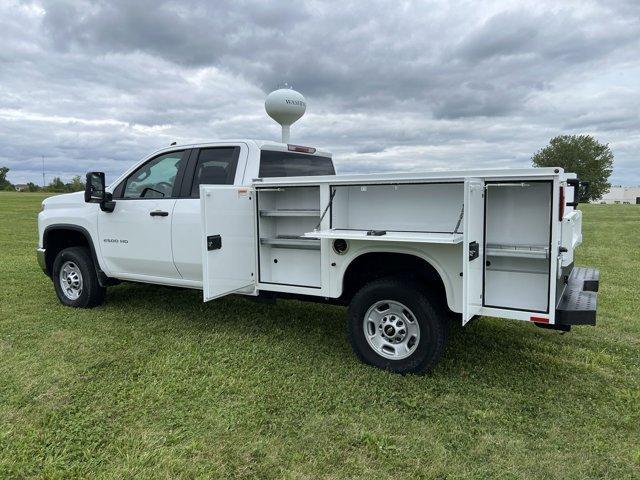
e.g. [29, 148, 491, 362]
[37, 140, 599, 373]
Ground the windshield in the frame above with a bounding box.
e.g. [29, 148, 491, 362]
[259, 150, 335, 178]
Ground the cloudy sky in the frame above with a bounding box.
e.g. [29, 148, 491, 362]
[1, 0, 638, 185]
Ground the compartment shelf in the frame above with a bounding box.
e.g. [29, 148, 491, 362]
[260, 236, 321, 250]
[485, 243, 549, 259]
[304, 229, 463, 244]
[259, 209, 320, 217]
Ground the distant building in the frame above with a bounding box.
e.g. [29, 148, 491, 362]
[596, 186, 640, 204]
[14, 184, 29, 192]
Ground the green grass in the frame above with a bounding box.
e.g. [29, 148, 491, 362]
[0, 192, 638, 479]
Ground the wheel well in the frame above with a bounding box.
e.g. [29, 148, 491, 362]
[341, 252, 448, 308]
[43, 227, 92, 276]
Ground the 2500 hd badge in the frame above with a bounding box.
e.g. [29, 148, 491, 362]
[103, 238, 128, 244]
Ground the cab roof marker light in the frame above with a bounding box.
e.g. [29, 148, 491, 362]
[288, 144, 316, 154]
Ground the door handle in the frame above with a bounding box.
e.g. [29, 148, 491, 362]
[207, 234, 222, 251]
[468, 241, 479, 261]
[150, 210, 169, 217]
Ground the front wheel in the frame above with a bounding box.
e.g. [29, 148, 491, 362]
[52, 247, 106, 308]
[347, 278, 448, 374]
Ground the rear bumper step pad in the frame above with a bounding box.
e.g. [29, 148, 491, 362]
[556, 266, 599, 326]
[568, 266, 600, 292]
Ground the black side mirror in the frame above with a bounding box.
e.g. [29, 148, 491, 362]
[85, 172, 105, 203]
[579, 181, 590, 202]
[85, 172, 115, 212]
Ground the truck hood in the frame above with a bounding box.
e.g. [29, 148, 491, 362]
[42, 191, 84, 207]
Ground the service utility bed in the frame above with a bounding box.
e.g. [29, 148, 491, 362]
[201, 167, 599, 328]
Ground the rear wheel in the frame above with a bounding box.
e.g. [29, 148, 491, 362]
[52, 247, 106, 308]
[347, 277, 448, 374]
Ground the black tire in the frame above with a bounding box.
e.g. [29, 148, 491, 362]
[347, 277, 448, 374]
[52, 246, 106, 308]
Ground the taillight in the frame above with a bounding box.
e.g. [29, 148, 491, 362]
[559, 186, 565, 221]
[288, 144, 316, 154]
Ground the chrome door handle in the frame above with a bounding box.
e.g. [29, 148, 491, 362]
[150, 210, 169, 217]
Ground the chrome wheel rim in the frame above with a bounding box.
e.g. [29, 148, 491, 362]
[59, 261, 83, 300]
[363, 300, 420, 360]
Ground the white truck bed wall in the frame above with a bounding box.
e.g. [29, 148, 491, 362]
[330, 183, 464, 233]
[202, 168, 563, 324]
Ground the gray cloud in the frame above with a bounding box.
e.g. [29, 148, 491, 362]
[0, 0, 639, 186]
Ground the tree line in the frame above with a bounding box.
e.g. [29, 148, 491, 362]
[0, 167, 85, 193]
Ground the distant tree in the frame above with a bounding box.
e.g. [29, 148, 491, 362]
[67, 175, 85, 192]
[26, 182, 41, 192]
[0, 166, 15, 191]
[532, 135, 613, 202]
[46, 177, 68, 193]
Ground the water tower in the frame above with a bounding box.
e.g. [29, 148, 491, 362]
[265, 84, 306, 143]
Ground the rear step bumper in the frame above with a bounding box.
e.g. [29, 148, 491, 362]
[556, 266, 600, 326]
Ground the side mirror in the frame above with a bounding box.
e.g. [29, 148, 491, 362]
[85, 172, 115, 212]
[579, 181, 590, 202]
[85, 172, 105, 203]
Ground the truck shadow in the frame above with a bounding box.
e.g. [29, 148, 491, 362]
[104, 282, 595, 392]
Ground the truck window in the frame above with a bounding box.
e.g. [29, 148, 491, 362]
[122, 151, 185, 199]
[259, 150, 335, 178]
[190, 147, 239, 197]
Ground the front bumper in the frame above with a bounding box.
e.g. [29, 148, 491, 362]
[556, 266, 599, 326]
[36, 247, 49, 276]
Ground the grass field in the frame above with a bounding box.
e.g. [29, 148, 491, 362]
[0, 191, 638, 479]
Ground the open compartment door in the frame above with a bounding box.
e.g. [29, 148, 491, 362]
[201, 186, 256, 301]
[462, 178, 485, 324]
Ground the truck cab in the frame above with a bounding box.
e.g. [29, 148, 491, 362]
[38, 140, 334, 288]
[37, 140, 599, 374]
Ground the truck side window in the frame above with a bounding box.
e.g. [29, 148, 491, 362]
[122, 151, 185, 199]
[190, 147, 239, 197]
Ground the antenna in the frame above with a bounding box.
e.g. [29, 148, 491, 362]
[265, 85, 306, 143]
[42, 155, 45, 187]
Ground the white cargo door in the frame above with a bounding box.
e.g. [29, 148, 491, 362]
[201, 186, 256, 301]
[462, 178, 485, 324]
